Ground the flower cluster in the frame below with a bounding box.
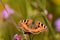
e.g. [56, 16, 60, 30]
[14, 34, 21, 40]
[2, 4, 14, 19]
[55, 18, 60, 32]
[48, 13, 53, 21]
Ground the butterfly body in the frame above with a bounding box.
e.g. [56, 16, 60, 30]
[18, 19, 47, 34]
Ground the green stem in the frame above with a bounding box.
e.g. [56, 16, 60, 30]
[42, 13, 56, 40]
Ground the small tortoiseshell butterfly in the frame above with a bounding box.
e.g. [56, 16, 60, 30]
[18, 19, 47, 34]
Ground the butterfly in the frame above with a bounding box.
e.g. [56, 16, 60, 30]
[18, 19, 47, 34]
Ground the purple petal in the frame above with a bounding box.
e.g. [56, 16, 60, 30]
[14, 34, 18, 39]
[8, 9, 14, 14]
[48, 14, 53, 19]
[2, 10, 9, 18]
[14, 34, 21, 40]
[55, 18, 60, 32]
[5, 4, 14, 14]
[2, 4, 14, 19]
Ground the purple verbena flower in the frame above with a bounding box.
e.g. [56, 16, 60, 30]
[5, 4, 14, 14]
[14, 34, 21, 40]
[2, 4, 14, 18]
[55, 18, 60, 32]
[48, 13, 53, 21]
[2, 9, 9, 18]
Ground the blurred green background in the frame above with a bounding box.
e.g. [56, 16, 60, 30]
[0, 0, 60, 40]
